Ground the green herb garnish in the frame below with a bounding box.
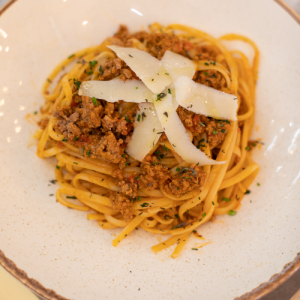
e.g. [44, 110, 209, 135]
[89, 60, 97, 68]
[92, 97, 98, 105]
[222, 197, 231, 202]
[228, 210, 237, 216]
[99, 65, 103, 75]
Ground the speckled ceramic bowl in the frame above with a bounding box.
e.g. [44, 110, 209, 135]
[0, 0, 299, 299]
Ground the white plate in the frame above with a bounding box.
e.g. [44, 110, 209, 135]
[0, 0, 300, 299]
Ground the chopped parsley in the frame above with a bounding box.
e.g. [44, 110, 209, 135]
[124, 116, 130, 123]
[221, 129, 226, 133]
[213, 74, 217, 78]
[212, 201, 215, 205]
[74, 137, 80, 141]
[140, 203, 149, 207]
[168, 88, 171, 94]
[62, 138, 67, 142]
[192, 248, 198, 250]
[199, 122, 205, 127]
[122, 154, 126, 157]
[163, 145, 168, 151]
[228, 210, 237, 216]
[156, 93, 166, 101]
[73, 79, 81, 90]
[137, 114, 141, 122]
[129, 54, 133, 58]
[87, 70, 93, 75]
[73, 162, 78, 165]
[202, 212, 206, 218]
[176, 167, 180, 172]
[99, 65, 103, 75]
[56, 165, 60, 170]
[86, 150, 91, 156]
[89, 60, 97, 68]
[245, 146, 250, 151]
[33, 111, 38, 114]
[124, 162, 129, 166]
[245, 190, 251, 194]
[222, 197, 231, 202]
[136, 87, 138, 89]
[68, 54, 75, 59]
[66, 196, 77, 199]
[257, 182, 260, 186]
[204, 62, 209, 66]
[204, 72, 209, 76]
[213, 130, 218, 135]
[73, 79, 81, 89]
[92, 97, 98, 105]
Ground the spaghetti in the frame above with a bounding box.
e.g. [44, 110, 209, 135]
[35, 23, 259, 257]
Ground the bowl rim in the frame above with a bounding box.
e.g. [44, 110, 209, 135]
[0, 0, 299, 299]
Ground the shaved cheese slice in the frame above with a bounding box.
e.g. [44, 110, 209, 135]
[160, 50, 196, 82]
[175, 76, 237, 121]
[153, 93, 224, 165]
[126, 103, 163, 161]
[108, 45, 172, 94]
[78, 79, 154, 103]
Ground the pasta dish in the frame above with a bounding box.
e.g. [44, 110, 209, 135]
[35, 23, 260, 258]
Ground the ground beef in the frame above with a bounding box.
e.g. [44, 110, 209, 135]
[94, 132, 124, 164]
[98, 58, 138, 82]
[109, 192, 133, 221]
[137, 155, 170, 190]
[38, 117, 49, 130]
[53, 95, 135, 164]
[193, 69, 226, 91]
[118, 175, 138, 199]
[206, 119, 231, 148]
[177, 106, 231, 148]
[78, 96, 103, 128]
[164, 164, 206, 197]
[112, 169, 124, 180]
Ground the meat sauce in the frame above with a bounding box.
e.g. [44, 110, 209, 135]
[50, 25, 231, 221]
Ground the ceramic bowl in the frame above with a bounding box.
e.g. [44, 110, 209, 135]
[0, 0, 300, 299]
